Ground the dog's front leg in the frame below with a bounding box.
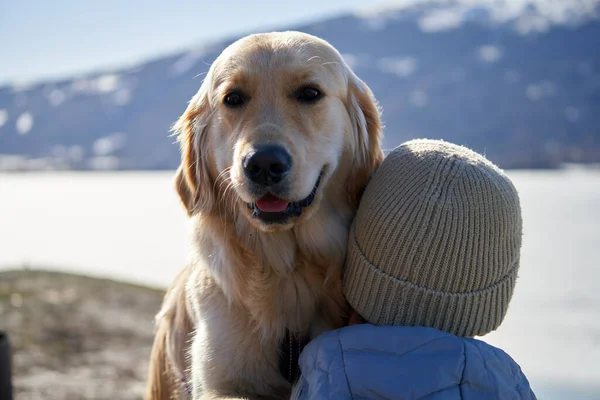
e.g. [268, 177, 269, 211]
[190, 336, 289, 400]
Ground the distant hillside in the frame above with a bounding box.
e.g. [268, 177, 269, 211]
[1, 0, 599, 170]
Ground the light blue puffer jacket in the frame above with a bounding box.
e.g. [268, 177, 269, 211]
[291, 325, 536, 400]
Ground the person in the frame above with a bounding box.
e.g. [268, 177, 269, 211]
[291, 139, 537, 399]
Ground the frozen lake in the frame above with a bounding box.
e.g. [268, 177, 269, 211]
[1, 169, 599, 399]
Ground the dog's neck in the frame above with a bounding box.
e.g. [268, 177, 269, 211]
[190, 188, 353, 340]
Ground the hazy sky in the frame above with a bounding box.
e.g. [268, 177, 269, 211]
[0, 0, 382, 85]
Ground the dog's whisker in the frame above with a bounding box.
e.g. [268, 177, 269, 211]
[215, 169, 233, 199]
[216, 166, 232, 182]
[214, 173, 244, 222]
[193, 71, 209, 80]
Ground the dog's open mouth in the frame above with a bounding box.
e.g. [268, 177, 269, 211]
[246, 174, 322, 224]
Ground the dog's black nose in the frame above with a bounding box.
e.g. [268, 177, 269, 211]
[243, 145, 291, 185]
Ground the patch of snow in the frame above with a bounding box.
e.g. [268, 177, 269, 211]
[26, 157, 68, 171]
[526, 85, 543, 101]
[71, 79, 92, 92]
[565, 106, 581, 123]
[361, 16, 388, 31]
[93, 133, 127, 156]
[526, 81, 556, 101]
[342, 53, 372, 70]
[477, 45, 503, 63]
[113, 89, 132, 106]
[169, 46, 214, 77]
[47, 146, 78, 169]
[355, 1, 414, 19]
[0, 155, 27, 170]
[52, 145, 68, 158]
[0, 155, 69, 171]
[515, 13, 551, 34]
[16, 112, 34, 135]
[69, 145, 85, 163]
[342, 53, 359, 70]
[88, 156, 120, 170]
[355, 3, 410, 30]
[11, 81, 35, 93]
[0, 109, 7, 128]
[378, 56, 418, 77]
[48, 89, 66, 106]
[419, 7, 465, 32]
[513, 0, 600, 34]
[71, 74, 121, 94]
[374, 0, 600, 35]
[95, 74, 120, 93]
[410, 90, 429, 107]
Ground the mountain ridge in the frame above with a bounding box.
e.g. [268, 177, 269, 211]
[1, 0, 599, 170]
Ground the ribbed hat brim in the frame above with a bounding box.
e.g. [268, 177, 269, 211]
[343, 221, 518, 338]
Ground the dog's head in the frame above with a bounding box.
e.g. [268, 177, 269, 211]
[174, 31, 383, 231]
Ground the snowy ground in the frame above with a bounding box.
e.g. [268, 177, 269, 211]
[1, 169, 599, 399]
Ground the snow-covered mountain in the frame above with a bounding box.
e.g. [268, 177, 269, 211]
[1, 0, 599, 170]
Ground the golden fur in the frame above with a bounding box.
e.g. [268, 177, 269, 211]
[145, 31, 383, 400]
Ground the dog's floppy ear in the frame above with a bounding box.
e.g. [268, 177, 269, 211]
[173, 88, 215, 216]
[346, 74, 384, 207]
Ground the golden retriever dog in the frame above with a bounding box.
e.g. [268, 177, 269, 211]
[145, 31, 383, 400]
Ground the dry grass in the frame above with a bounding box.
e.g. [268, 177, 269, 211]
[0, 269, 164, 400]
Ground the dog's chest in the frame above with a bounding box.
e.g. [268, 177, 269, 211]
[229, 254, 337, 334]
[200, 229, 345, 334]
[189, 215, 348, 397]
[191, 261, 341, 397]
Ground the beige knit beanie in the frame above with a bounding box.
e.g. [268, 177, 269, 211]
[343, 139, 522, 337]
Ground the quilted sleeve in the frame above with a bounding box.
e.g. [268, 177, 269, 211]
[291, 329, 353, 400]
[460, 339, 537, 400]
[293, 325, 537, 400]
[294, 325, 464, 400]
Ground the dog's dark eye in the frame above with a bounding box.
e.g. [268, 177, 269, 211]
[224, 92, 244, 107]
[296, 87, 323, 103]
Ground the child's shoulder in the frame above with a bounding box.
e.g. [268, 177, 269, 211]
[295, 325, 536, 400]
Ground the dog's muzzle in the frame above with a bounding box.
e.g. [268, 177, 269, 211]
[246, 173, 322, 224]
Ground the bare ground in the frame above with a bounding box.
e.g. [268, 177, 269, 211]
[0, 269, 165, 400]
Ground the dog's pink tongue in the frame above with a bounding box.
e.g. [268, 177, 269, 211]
[255, 194, 289, 213]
